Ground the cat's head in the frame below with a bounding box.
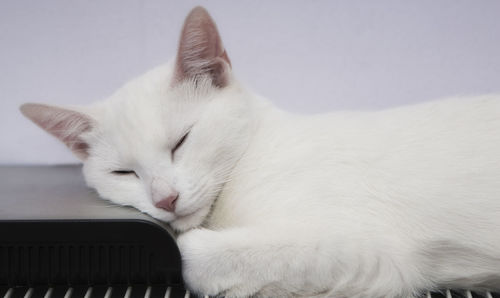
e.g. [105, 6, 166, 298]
[20, 7, 254, 231]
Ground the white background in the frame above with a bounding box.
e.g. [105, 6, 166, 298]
[1, 0, 500, 164]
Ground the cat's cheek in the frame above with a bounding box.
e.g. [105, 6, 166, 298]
[142, 206, 176, 223]
[170, 204, 211, 232]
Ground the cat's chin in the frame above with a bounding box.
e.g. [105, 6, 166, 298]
[169, 205, 211, 232]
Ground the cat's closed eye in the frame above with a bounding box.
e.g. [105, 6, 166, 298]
[172, 131, 190, 158]
[111, 170, 138, 178]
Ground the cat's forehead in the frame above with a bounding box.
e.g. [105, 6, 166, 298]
[89, 65, 211, 160]
[98, 94, 196, 144]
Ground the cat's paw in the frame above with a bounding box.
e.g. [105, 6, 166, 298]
[177, 228, 262, 297]
[177, 229, 239, 296]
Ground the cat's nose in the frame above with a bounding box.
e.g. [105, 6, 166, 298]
[155, 192, 179, 212]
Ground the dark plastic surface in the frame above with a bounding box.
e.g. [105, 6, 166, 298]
[0, 220, 182, 287]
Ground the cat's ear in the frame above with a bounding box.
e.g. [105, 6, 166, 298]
[20, 103, 94, 160]
[173, 6, 231, 88]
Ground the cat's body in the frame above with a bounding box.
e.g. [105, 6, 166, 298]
[21, 7, 500, 298]
[188, 93, 500, 297]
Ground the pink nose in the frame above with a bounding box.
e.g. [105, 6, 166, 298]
[155, 192, 179, 212]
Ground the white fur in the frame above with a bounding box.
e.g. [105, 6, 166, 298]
[22, 8, 500, 298]
[80, 64, 500, 296]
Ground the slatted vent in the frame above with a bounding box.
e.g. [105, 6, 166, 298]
[0, 244, 153, 286]
[423, 289, 500, 298]
[0, 285, 196, 298]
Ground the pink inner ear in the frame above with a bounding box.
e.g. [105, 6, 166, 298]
[173, 6, 231, 88]
[48, 112, 92, 158]
[20, 103, 93, 160]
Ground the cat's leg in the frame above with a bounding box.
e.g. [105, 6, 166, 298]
[177, 225, 328, 297]
[177, 226, 428, 298]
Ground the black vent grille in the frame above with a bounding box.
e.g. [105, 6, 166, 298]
[0, 285, 194, 298]
[0, 244, 154, 286]
[0, 221, 183, 288]
[423, 290, 499, 298]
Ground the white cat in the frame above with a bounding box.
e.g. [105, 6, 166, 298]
[21, 6, 500, 298]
